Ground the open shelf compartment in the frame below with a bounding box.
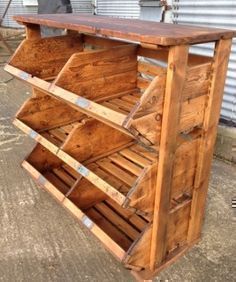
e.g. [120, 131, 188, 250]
[5, 33, 213, 146]
[23, 143, 195, 271]
[23, 144, 152, 270]
[14, 88, 158, 215]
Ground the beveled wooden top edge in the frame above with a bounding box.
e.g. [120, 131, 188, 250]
[13, 13, 236, 46]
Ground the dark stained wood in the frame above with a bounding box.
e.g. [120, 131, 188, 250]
[14, 14, 235, 46]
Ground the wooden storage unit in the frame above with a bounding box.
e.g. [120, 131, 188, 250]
[5, 14, 235, 280]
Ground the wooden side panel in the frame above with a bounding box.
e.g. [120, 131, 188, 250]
[9, 35, 83, 79]
[124, 225, 152, 270]
[171, 138, 199, 199]
[16, 88, 83, 131]
[183, 63, 212, 101]
[55, 45, 137, 100]
[127, 165, 157, 215]
[167, 202, 191, 252]
[62, 119, 133, 163]
[187, 39, 232, 242]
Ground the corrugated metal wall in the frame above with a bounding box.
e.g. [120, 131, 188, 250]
[173, 0, 236, 124]
[96, 0, 140, 18]
[0, 0, 92, 28]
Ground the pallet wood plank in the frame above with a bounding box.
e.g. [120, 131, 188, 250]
[96, 158, 136, 187]
[108, 153, 143, 176]
[95, 202, 140, 240]
[14, 14, 236, 46]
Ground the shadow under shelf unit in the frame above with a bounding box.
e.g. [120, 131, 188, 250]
[5, 14, 235, 280]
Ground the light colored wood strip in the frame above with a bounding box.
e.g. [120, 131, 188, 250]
[96, 158, 135, 187]
[119, 148, 152, 167]
[49, 128, 67, 142]
[130, 144, 157, 162]
[88, 165, 130, 194]
[13, 118, 59, 155]
[120, 94, 140, 104]
[138, 61, 166, 76]
[108, 153, 143, 176]
[109, 98, 134, 112]
[49, 84, 127, 126]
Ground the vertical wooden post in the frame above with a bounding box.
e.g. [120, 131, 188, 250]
[25, 23, 41, 40]
[150, 45, 189, 270]
[187, 38, 232, 243]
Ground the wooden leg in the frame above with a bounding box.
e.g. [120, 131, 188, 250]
[150, 45, 189, 270]
[187, 38, 232, 243]
[25, 23, 41, 40]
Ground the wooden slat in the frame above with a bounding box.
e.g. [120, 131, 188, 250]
[43, 171, 70, 195]
[62, 164, 80, 179]
[119, 148, 152, 167]
[130, 144, 157, 162]
[86, 208, 132, 251]
[138, 61, 166, 77]
[49, 128, 67, 142]
[150, 45, 189, 270]
[13, 118, 59, 155]
[101, 101, 129, 115]
[49, 84, 127, 127]
[95, 202, 140, 240]
[105, 198, 147, 231]
[89, 165, 130, 195]
[120, 94, 140, 104]
[58, 150, 127, 206]
[22, 161, 126, 260]
[96, 158, 135, 187]
[52, 167, 75, 187]
[109, 98, 134, 112]
[108, 153, 143, 176]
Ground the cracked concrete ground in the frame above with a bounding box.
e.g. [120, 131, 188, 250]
[0, 56, 235, 281]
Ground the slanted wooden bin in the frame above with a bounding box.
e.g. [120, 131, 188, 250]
[5, 14, 235, 280]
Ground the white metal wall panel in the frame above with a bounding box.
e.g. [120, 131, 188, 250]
[96, 0, 140, 18]
[173, 0, 236, 124]
[70, 0, 92, 14]
[0, 0, 37, 28]
[0, 0, 93, 28]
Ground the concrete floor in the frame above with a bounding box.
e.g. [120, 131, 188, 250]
[0, 56, 236, 281]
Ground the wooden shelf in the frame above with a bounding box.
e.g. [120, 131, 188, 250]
[23, 144, 152, 270]
[23, 143, 193, 270]
[6, 14, 234, 279]
[6, 34, 213, 146]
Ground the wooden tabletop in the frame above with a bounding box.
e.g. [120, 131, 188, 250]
[14, 14, 236, 46]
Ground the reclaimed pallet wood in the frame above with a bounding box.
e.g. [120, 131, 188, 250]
[5, 14, 235, 281]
